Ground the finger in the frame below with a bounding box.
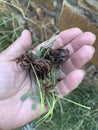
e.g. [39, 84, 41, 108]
[63, 32, 96, 56]
[33, 28, 83, 52]
[70, 32, 96, 51]
[2, 30, 32, 60]
[52, 28, 83, 49]
[56, 69, 85, 97]
[63, 45, 95, 74]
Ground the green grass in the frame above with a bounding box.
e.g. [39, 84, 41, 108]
[0, 1, 98, 130]
[35, 81, 98, 130]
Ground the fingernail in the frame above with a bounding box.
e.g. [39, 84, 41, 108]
[21, 29, 30, 37]
[21, 30, 26, 36]
[91, 46, 95, 53]
[92, 34, 96, 40]
[81, 69, 85, 77]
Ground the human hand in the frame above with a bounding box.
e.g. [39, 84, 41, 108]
[0, 28, 95, 130]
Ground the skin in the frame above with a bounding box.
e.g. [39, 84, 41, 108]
[0, 28, 96, 130]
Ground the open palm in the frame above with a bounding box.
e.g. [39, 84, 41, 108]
[0, 28, 95, 130]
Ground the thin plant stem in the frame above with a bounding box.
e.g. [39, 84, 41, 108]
[23, 54, 44, 110]
[37, 93, 57, 125]
[56, 95, 91, 110]
[30, 63, 45, 110]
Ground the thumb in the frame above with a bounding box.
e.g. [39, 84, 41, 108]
[2, 30, 32, 60]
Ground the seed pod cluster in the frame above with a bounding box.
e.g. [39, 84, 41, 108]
[19, 47, 70, 78]
[33, 59, 51, 77]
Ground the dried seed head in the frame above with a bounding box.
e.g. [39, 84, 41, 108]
[20, 60, 31, 69]
[44, 48, 70, 68]
[52, 48, 70, 65]
[25, 51, 36, 63]
[33, 58, 51, 78]
[41, 78, 55, 92]
[19, 51, 36, 69]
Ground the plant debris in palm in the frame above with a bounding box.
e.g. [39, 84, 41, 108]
[19, 39, 70, 123]
[19, 47, 70, 80]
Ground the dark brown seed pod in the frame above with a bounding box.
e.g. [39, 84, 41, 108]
[24, 51, 36, 63]
[52, 48, 70, 66]
[44, 48, 70, 68]
[19, 51, 36, 69]
[33, 58, 51, 78]
[20, 60, 31, 69]
[41, 78, 55, 93]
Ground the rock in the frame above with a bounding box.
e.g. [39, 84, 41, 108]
[78, 0, 98, 15]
